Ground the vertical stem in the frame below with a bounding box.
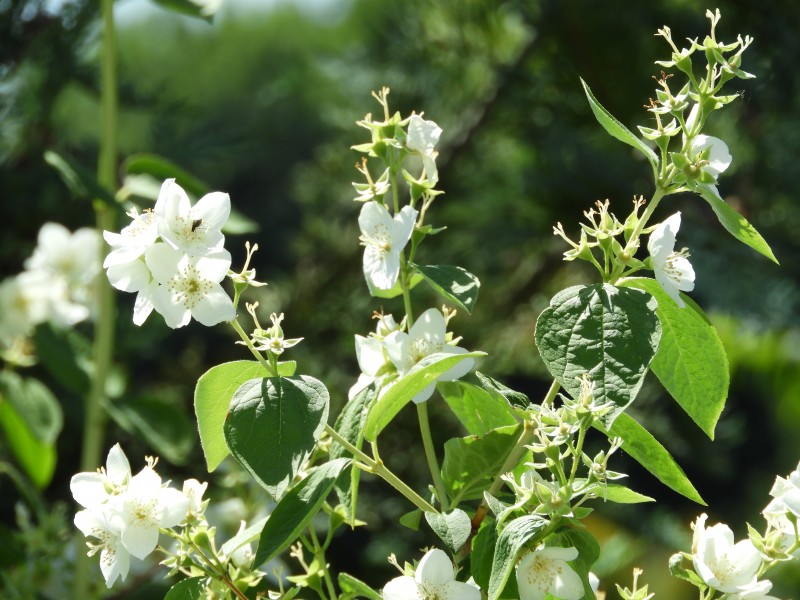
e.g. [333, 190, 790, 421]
[417, 401, 448, 511]
[75, 1, 117, 597]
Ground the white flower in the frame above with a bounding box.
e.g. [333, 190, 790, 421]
[113, 465, 189, 560]
[183, 478, 208, 517]
[104, 208, 160, 268]
[406, 114, 442, 182]
[515, 546, 584, 600]
[349, 314, 400, 399]
[691, 513, 764, 594]
[382, 548, 480, 600]
[145, 243, 235, 329]
[154, 178, 230, 257]
[70, 443, 132, 510]
[74, 509, 130, 588]
[647, 212, 695, 308]
[0, 271, 53, 343]
[764, 462, 800, 520]
[727, 580, 780, 600]
[383, 308, 474, 403]
[689, 134, 732, 196]
[358, 202, 417, 290]
[24, 222, 101, 326]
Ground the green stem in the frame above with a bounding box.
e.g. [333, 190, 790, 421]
[417, 401, 448, 511]
[325, 425, 437, 514]
[621, 186, 666, 259]
[230, 319, 276, 376]
[470, 380, 560, 530]
[75, 1, 117, 597]
[568, 422, 589, 487]
[309, 526, 338, 600]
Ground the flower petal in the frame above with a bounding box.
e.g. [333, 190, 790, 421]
[383, 575, 423, 600]
[415, 548, 455, 588]
[192, 191, 231, 231]
[192, 284, 235, 326]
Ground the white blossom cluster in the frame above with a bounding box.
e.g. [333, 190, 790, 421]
[71, 444, 203, 587]
[0, 222, 100, 352]
[103, 178, 235, 328]
[349, 307, 474, 403]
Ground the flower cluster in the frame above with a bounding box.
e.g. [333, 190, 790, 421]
[0, 222, 100, 358]
[103, 178, 235, 328]
[353, 88, 444, 291]
[70, 444, 195, 587]
[350, 307, 474, 403]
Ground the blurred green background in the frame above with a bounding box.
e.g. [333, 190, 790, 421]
[2, 0, 800, 597]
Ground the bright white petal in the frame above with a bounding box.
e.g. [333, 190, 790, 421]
[107, 259, 151, 293]
[192, 191, 231, 231]
[158, 488, 190, 528]
[358, 201, 393, 233]
[384, 330, 411, 372]
[120, 520, 160, 560]
[106, 444, 131, 486]
[440, 580, 481, 600]
[415, 548, 454, 588]
[647, 212, 681, 264]
[411, 382, 437, 404]
[191, 285, 235, 326]
[355, 334, 386, 376]
[437, 345, 475, 383]
[364, 245, 400, 290]
[408, 308, 447, 344]
[195, 249, 233, 283]
[71, 474, 107, 509]
[133, 286, 156, 326]
[152, 285, 191, 328]
[392, 206, 418, 248]
[100, 542, 130, 588]
[654, 268, 686, 308]
[383, 576, 423, 600]
[145, 243, 184, 284]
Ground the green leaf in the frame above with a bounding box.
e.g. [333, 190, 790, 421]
[33, 324, 91, 395]
[475, 372, 531, 412]
[150, 0, 215, 20]
[580, 78, 659, 177]
[194, 360, 268, 471]
[535, 284, 661, 421]
[338, 573, 383, 600]
[331, 384, 376, 523]
[425, 509, 472, 553]
[399, 509, 423, 531]
[0, 400, 56, 488]
[596, 412, 704, 504]
[43, 150, 121, 211]
[697, 185, 778, 262]
[471, 520, 498, 591]
[220, 516, 268, 558]
[254, 458, 350, 565]
[412, 264, 480, 314]
[558, 529, 600, 599]
[0, 372, 62, 444]
[366, 271, 423, 299]
[442, 424, 522, 505]
[107, 395, 195, 465]
[439, 381, 518, 436]
[163, 577, 207, 600]
[488, 515, 548, 600]
[623, 278, 728, 439]
[363, 351, 486, 441]
[224, 376, 330, 500]
[601, 484, 655, 504]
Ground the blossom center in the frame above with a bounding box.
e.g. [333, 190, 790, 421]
[129, 497, 160, 529]
[168, 264, 213, 309]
